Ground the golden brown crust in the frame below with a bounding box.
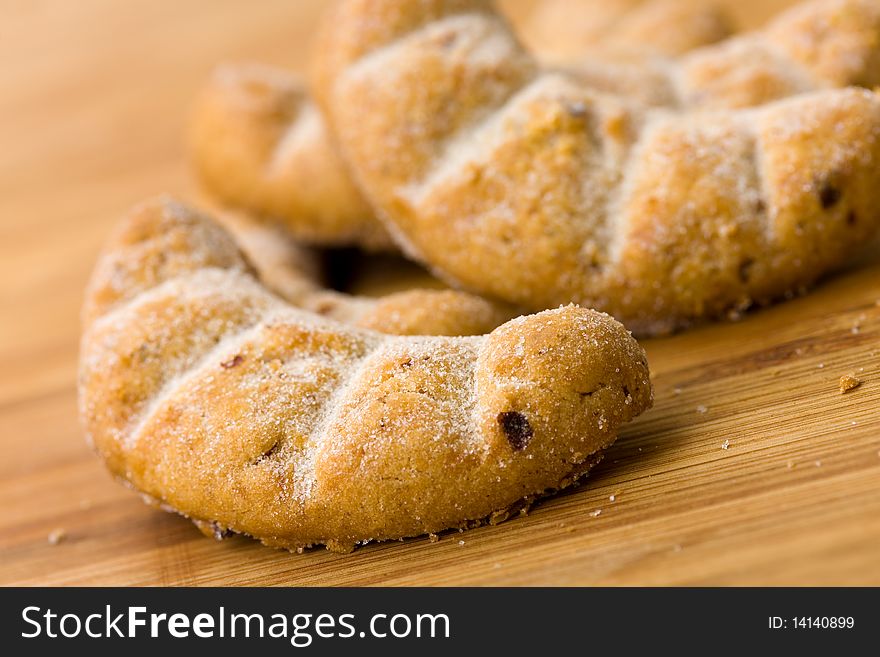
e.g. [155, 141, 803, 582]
[189, 64, 392, 250]
[314, 0, 880, 335]
[189, 4, 734, 252]
[510, 0, 734, 61]
[679, 0, 880, 109]
[527, 0, 880, 110]
[79, 197, 652, 551]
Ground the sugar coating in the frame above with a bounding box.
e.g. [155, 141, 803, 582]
[188, 2, 733, 252]
[78, 198, 653, 552]
[189, 64, 391, 250]
[313, 0, 880, 335]
[515, 0, 733, 61]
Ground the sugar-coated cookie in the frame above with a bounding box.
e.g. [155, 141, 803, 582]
[314, 0, 880, 334]
[79, 197, 653, 552]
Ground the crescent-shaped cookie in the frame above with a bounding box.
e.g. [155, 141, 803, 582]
[189, 4, 734, 252]
[79, 197, 652, 552]
[313, 0, 880, 335]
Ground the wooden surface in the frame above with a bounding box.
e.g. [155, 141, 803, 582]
[2, 0, 879, 586]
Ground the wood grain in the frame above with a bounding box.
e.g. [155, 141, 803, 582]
[2, 0, 879, 586]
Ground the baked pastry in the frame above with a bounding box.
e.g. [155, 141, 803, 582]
[677, 0, 880, 109]
[190, 4, 733, 251]
[189, 64, 392, 250]
[79, 197, 652, 552]
[539, 0, 880, 110]
[524, 0, 880, 110]
[214, 204, 517, 336]
[509, 0, 733, 61]
[313, 0, 880, 335]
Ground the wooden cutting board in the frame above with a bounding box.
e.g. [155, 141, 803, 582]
[2, 0, 878, 586]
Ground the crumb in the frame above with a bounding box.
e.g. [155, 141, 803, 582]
[295, 547, 305, 554]
[589, 509, 602, 518]
[852, 315, 866, 334]
[609, 494, 616, 502]
[458, 539, 465, 546]
[47, 528, 66, 545]
[696, 404, 708, 414]
[839, 373, 861, 393]
[786, 460, 795, 469]
[721, 440, 730, 450]
[673, 387, 682, 396]
[817, 363, 824, 369]
[815, 460, 822, 467]
[428, 533, 439, 543]
[209, 521, 228, 541]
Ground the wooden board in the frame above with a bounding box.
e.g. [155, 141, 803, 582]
[2, 0, 879, 586]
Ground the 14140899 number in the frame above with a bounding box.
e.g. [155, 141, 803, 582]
[768, 617, 855, 629]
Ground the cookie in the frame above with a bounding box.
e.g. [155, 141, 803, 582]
[511, 0, 733, 60]
[313, 0, 880, 335]
[189, 64, 392, 250]
[190, 3, 734, 251]
[529, 0, 880, 110]
[79, 197, 653, 552]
